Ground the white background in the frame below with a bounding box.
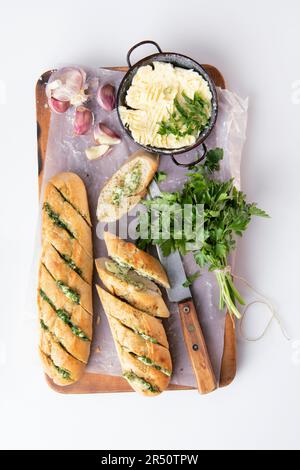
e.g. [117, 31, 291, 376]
[0, 0, 299, 451]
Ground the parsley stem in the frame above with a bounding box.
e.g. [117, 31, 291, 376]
[215, 271, 242, 319]
[226, 274, 245, 306]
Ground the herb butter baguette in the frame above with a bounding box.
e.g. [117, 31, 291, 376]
[96, 286, 172, 396]
[38, 172, 93, 386]
[104, 232, 170, 289]
[97, 150, 159, 222]
[95, 258, 170, 318]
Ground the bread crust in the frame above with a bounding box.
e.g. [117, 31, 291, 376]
[38, 294, 91, 364]
[43, 182, 92, 258]
[96, 285, 168, 348]
[97, 150, 159, 222]
[116, 344, 170, 396]
[42, 221, 93, 284]
[41, 242, 93, 315]
[39, 329, 84, 385]
[96, 284, 172, 396]
[104, 232, 170, 289]
[38, 173, 93, 386]
[108, 316, 172, 373]
[95, 257, 169, 318]
[50, 172, 92, 226]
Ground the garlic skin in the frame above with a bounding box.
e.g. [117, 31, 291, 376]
[48, 97, 71, 114]
[94, 123, 121, 145]
[74, 106, 94, 135]
[85, 145, 110, 160]
[96, 84, 116, 111]
[46, 67, 88, 108]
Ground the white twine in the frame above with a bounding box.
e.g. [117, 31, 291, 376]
[215, 266, 291, 342]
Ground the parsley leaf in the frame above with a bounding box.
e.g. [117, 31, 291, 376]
[183, 271, 200, 287]
[137, 147, 269, 319]
[158, 91, 211, 138]
[154, 171, 168, 183]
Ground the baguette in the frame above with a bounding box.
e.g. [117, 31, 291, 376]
[38, 172, 93, 386]
[96, 285, 172, 396]
[97, 150, 159, 222]
[96, 285, 168, 348]
[104, 232, 170, 289]
[50, 172, 92, 226]
[95, 257, 169, 318]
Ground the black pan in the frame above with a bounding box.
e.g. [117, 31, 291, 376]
[117, 40, 218, 167]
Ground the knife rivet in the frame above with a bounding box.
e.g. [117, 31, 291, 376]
[183, 306, 190, 313]
[193, 344, 199, 351]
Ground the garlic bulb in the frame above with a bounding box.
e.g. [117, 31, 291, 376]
[46, 67, 88, 110]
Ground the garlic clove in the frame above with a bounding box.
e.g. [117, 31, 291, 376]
[85, 145, 110, 160]
[74, 106, 94, 135]
[96, 84, 116, 111]
[94, 123, 121, 145]
[48, 97, 71, 114]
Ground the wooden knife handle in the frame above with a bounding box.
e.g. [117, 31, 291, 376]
[178, 299, 217, 395]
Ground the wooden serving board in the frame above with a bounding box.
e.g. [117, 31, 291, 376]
[36, 65, 236, 394]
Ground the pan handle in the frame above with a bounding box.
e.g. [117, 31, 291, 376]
[171, 143, 207, 167]
[127, 40, 162, 67]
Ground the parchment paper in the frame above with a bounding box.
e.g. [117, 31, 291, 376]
[40, 67, 248, 387]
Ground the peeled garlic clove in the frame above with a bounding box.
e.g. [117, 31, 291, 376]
[48, 97, 70, 114]
[96, 84, 116, 111]
[74, 106, 94, 135]
[94, 123, 121, 145]
[85, 145, 110, 160]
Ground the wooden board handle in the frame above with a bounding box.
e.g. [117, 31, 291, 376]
[220, 311, 236, 387]
[178, 299, 217, 394]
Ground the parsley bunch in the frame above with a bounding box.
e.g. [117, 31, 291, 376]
[137, 148, 269, 319]
[158, 92, 211, 138]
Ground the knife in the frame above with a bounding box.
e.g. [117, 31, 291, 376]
[148, 180, 217, 394]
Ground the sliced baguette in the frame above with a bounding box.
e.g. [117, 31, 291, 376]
[43, 182, 92, 258]
[116, 344, 170, 396]
[38, 295, 91, 364]
[104, 232, 170, 289]
[108, 316, 172, 375]
[42, 222, 93, 285]
[96, 285, 168, 348]
[97, 149, 159, 222]
[39, 328, 84, 385]
[96, 285, 172, 396]
[50, 172, 92, 226]
[41, 242, 93, 315]
[38, 172, 93, 386]
[95, 257, 170, 318]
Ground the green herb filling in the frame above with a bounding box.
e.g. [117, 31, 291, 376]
[56, 281, 80, 304]
[44, 203, 74, 238]
[111, 163, 142, 206]
[39, 289, 89, 341]
[123, 371, 158, 393]
[135, 354, 171, 376]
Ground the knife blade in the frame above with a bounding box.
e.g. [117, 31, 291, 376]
[148, 179, 217, 394]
